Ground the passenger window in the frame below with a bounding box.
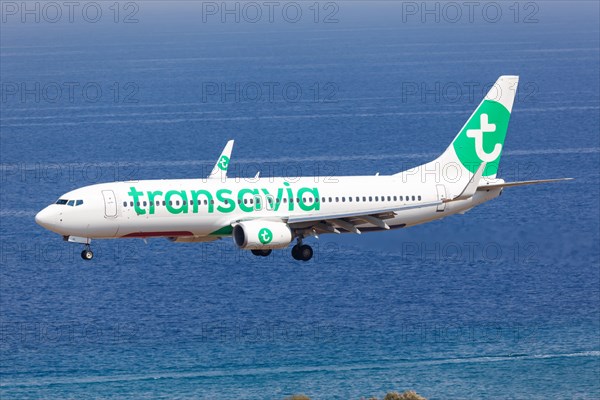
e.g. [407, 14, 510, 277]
[335, 197, 339, 202]
[387, 196, 391, 201]
[130, 201, 134, 207]
[123, 201, 127, 207]
[265, 195, 274, 210]
[157, 201, 161, 206]
[342, 197, 345, 202]
[412, 196, 416, 201]
[400, 196, 403, 201]
[348, 197, 352, 202]
[162, 201, 166, 206]
[375, 196, 379, 202]
[283, 198, 287, 203]
[329, 197, 332, 202]
[369, 196, 372, 202]
[356, 196, 359, 202]
[363, 197, 366, 202]
[418, 195, 422, 201]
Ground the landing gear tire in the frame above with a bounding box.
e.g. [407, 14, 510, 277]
[291, 244, 313, 261]
[81, 249, 94, 260]
[251, 249, 272, 257]
[291, 244, 301, 260]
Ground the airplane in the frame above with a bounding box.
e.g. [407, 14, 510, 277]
[35, 76, 571, 261]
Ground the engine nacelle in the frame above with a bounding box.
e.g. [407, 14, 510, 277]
[233, 220, 293, 249]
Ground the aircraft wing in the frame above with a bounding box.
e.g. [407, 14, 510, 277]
[208, 140, 234, 179]
[285, 200, 443, 234]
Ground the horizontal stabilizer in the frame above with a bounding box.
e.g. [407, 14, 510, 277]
[477, 178, 573, 190]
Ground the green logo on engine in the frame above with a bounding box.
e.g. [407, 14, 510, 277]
[453, 99, 511, 176]
[258, 228, 273, 244]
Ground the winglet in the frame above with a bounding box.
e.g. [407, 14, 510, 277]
[208, 140, 234, 179]
[450, 162, 486, 201]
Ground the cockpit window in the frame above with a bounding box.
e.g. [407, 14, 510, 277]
[56, 198, 84, 206]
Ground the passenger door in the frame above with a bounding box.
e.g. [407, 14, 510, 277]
[102, 190, 118, 218]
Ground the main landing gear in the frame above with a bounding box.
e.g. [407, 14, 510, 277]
[81, 244, 94, 260]
[291, 240, 313, 262]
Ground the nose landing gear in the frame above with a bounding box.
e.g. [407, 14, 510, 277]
[64, 236, 94, 261]
[81, 245, 94, 260]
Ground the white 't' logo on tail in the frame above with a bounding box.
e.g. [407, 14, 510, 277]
[466, 113, 503, 162]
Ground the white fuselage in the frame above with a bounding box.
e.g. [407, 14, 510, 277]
[35, 175, 501, 240]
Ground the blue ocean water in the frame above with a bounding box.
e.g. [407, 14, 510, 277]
[1, 2, 599, 399]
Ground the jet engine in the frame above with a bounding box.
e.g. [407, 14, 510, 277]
[233, 220, 293, 249]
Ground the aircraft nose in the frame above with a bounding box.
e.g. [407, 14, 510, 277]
[35, 207, 57, 230]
